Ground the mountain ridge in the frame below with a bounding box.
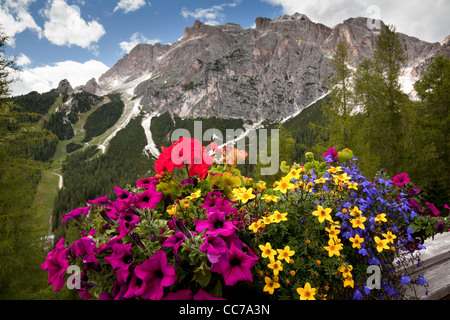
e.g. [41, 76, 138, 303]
[92, 12, 448, 122]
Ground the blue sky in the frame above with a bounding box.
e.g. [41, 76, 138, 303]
[2, 0, 449, 96]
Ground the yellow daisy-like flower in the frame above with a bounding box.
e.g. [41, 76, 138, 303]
[314, 177, 329, 184]
[323, 238, 343, 257]
[347, 182, 358, 190]
[333, 173, 352, 184]
[325, 225, 341, 240]
[297, 282, 317, 300]
[185, 189, 201, 200]
[166, 205, 177, 216]
[287, 169, 301, 180]
[374, 236, 390, 252]
[349, 206, 362, 217]
[267, 258, 283, 276]
[312, 206, 333, 223]
[382, 231, 397, 244]
[248, 220, 262, 233]
[327, 166, 342, 174]
[258, 242, 277, 260]
[261, 194, 279, 203]
[343, 274, 354, 288]
[270, 211, 288, 223]
[375, 213, 387, 224]
[274, 176, 296, 194]
[262, 215, 274, 225]
[263, 277, 281, 295]
[349, 234, 364, 249]
[338, 264, 353, 278]
[257, 182, 266, 191]
[232, 187, 255, 204]
[350, 216, 366, 230]
[276, 246, 295, 263]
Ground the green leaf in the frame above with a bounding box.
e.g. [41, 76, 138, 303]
[193, 265, 212, 288]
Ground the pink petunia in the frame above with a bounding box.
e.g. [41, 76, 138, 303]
[40, 238, 70, 291]
[392, 173, 410, 187]
[425, 202, 441, 217]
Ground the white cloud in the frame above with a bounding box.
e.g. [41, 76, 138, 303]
[181, 1, 240, 26]
[9, 59, 109, 96]
[119, 32, 160, 54]
[114, 0, 148, 14]
[262, 0, 450, 43]
[0, 0, 42, 46]
[42, 0, 105, 50]
[16, 53, 32, 67]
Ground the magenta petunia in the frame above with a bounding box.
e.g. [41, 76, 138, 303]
[103, 243, 134, 283]
[162, 232, 186, 253]
[195, 207, 236, 237]
[193, 288, 226, 300]
[132, 184, 163, 210]
[99, 281, 129, 300]
[62, 206, 90, 224]
[124, 249, 177, 300]
[163, 289, 192, 300]
[199, 235, 228, 264]
[425, 202, 441, 217]
[323, 147, 338, 163]
[392, 172, 410, 186]
[71, 236, 98, 267]
[40, 238, 70, 291]
[88, 195, 110, 205]
[136, 177, 155, 189]
[211, 243, 258, 286]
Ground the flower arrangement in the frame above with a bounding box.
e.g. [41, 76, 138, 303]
[41, 140, 449, 300]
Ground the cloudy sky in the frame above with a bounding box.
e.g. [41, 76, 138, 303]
[2, 0, 449, 96]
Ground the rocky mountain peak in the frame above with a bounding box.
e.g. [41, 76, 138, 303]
[56, 79, 73, 95]
[95, 13, 450, 122]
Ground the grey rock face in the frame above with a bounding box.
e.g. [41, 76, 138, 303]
[56, 79, 73, 95]
[97, 13, 450, 122]
[83, 78, 103, 96]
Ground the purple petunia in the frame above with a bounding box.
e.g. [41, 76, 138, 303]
[211, 243, 258, 286]
[62, 206, 90, 224]
[103, 243, 134, 284]
[392, 173, 410, 187]
[162, 232, 186, 253]
[123, 249, 177, 300]
[132, 184, 163, 210]
[199, 235, 228, 264]
[195, 207, 236, 237]
[40, 238, 70, 291]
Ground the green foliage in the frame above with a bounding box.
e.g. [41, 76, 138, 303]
[12, 91, 60, 116]
[52, 116, 151, 242]
[82, 93, 124, 142]
[43, 110, 74, 141]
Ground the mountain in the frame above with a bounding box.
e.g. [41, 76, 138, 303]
[97, 13, 449, 122]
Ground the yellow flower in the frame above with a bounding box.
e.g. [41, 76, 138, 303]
[325, 225, 341, 240]
[248, 220, 263, 233]
[312, 206, 333, 223]
[343, 274, 354, 288]
[239, 188, 256, 203]
[262, 215, 274, 225]
[350, 216, 366, 230]
[375, 213, 387, 224]
[166, 205, 177, 216]
[349, 234, 364, 249]
[274, 176, 295, 194]
[374, 236, 390, 252]
[257, 182, 266, 191]
[382, 231, 397, 244]
[287, 169, 301, 180]
[323, 238, 343, 257]
[314, 177, 329, 184]
[327, 166, 342, 174]
[270, 211, 288, 223]
[263, 277, 280, 295]
[297, 282, 317, 300]
[258, 242, 277, 260]
[333, 173, 352, 182]
[261, 194, 279, 203]
[347, 182, 358, 190]
[186, 189, 201, 200]
[349, 206, 362, 217]
[338, 264, 353, 278]
[276, 246, 295, 263]
[232, 187, 246, 198]
[267, 258, 283, 276]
